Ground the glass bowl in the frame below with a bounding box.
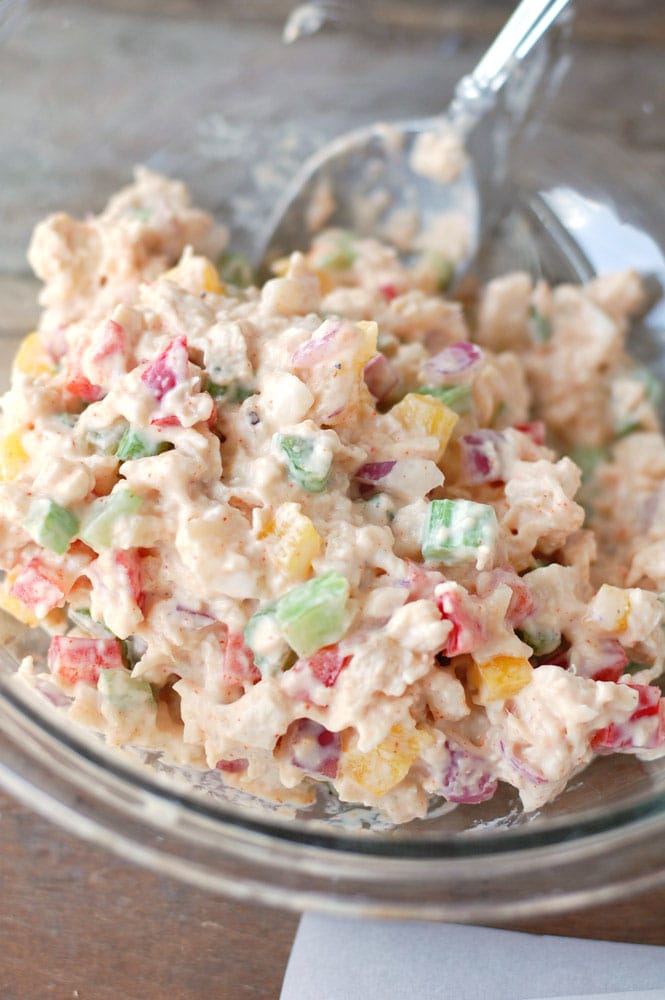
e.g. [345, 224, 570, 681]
[1, 0, 665, 920]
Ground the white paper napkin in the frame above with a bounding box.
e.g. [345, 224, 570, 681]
[280, 916, 665, 1000]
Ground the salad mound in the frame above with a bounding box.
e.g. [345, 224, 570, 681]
[1, 168, 664, 823]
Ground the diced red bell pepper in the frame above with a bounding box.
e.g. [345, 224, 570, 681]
[437, 586, 485, 656]
[305, 645, 351, 688]
[150, 414, 181, 428]
[403, 560, 446, 602]
[590, 640, 629, 683]
[477, 567, 535, 626]
[48, 635, 125, 686]
[141, 336, 189, 400]
[629, 683, 663, 720]
[592, 683, 665, 752]
[222, 632, 261, 685]
[10, 559, 65, 616]
[114, 549, 144, 612]
[89, 320, 125, 363]
[65, 371, 105, 402]
[379, 283, 398, 302]
[514, 421, 546, 446]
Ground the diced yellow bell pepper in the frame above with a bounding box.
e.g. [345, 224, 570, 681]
[342, 724, 431, 797]
[13, 332, 55, 378]
[585, 584, 631, 634]
[262, 503, 322, 581]
[202, 259, 224, 294]
[0, 570, 39, 627]
[354, 321, 379, 368]
[163, 256, 224, 296]
[315, 269, 335, 296]
[468, 655, 533, 705]
[391, 392, 459, 460]
[270, 256, 290, 277]
[0, 430, 29, 482]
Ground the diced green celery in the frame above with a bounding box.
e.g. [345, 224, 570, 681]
[97, 667, 155, 709]
[614, 367, 663, 437]
[23, 499, 79, 555]
[422, 498, 498, 565]
[624, 660, 651, 675]
[314, 230, 356, 270]
[528, 305, 552, 343]
[244, 604, 296, 676]
[204, 378, 254, 404]
[274, 570, 350, 658]
[516, 626, 561, 657]
[69, 607, 114, 638]
[116, 426, 173, 461]
[56, 413, 79, 429]
[415, 249, 453, 292]
[569, 444, 609, 483]
[363, 493, 395, 525]
[125, 206, 153, 223]
[415, 384, 472, 414]
[217, 252, 254, 288]
[277, 434, 333, 493]
[120, 636, 146, 669]
[85, 421, 129, 455]
[79, 488, 142, 550]
[634, 366, 663, 409]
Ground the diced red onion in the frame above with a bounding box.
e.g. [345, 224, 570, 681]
[286, 719, 341, 779]
[216, 758, 249, 773]
[175, 605, 216, 630]
[356, 461, 397, 483]
[459, 430, 505, 485]
[441, 742, 497, 804]
[292, 320, 342, 368]
[35, 677, 72, 709]
[425, 341, 483, 384]
[355, 458, 443, 500]
[499, 741, 547, 785]
[363, 354, 399, 401]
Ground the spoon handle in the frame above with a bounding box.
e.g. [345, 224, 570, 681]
[451, 0, 573, 130]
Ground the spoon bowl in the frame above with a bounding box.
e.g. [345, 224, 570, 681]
[258, 0, 573, 276]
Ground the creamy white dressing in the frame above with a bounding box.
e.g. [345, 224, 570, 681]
[2, 168, 665, 825]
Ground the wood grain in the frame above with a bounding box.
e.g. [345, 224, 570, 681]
[2, 787, 665, 999]
[0, 791, 297, 1000]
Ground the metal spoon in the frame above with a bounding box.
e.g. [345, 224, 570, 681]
[258, 0, 573, 275]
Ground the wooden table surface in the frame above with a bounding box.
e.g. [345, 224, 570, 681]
[3, 2, 665, 998]
[2, 786, 665, 1000]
